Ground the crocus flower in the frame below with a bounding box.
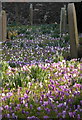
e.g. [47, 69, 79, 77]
[43, 116, 49, 119]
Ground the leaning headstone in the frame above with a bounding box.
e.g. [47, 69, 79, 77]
[30, 4, 33, 25]
[2, 10, 7, 42]
[60, 7, 67, 37]
[68, 3, 79, 58]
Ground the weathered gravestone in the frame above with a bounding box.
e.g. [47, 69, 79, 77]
[2, 10, 7, 42]
[68, 3, 79, 58]
[60, 6, 67, 38]
[30, 4, 33, 25]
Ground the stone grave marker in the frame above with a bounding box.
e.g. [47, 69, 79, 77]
[30, 4, 33, 25]
[2, 10, 7, 42]
[60, 6, 67, 38]
[68, 3, 79, 58]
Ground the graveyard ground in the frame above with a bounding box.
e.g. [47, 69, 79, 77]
[0, 24, 82, 119]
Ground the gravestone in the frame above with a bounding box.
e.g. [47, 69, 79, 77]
[30, 4, 33, 25]
[60, 6, 67, 38]
[2, 10, 7, 42]
[68, 3, 79, 58]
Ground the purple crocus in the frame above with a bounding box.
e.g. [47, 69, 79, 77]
[7, 114, 10, 118]
[37, 107, 42, 111]
[43, 116, 49, 119]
